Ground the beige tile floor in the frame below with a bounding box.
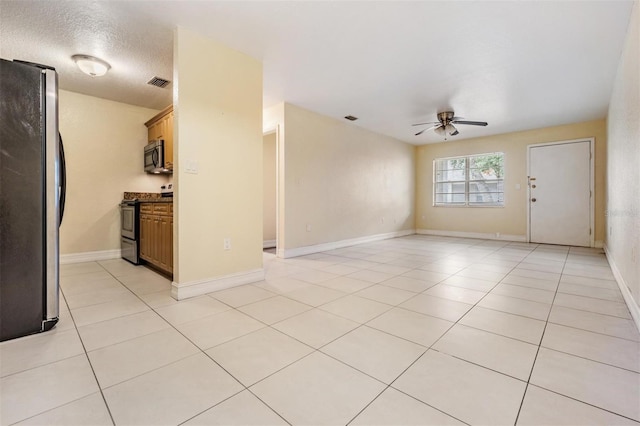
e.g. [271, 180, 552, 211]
[1, 235, 639, 425]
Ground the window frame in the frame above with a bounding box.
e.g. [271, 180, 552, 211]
[433, 152, 505, 208]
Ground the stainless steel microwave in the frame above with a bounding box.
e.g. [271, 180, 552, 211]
[144, 140, 171, 174]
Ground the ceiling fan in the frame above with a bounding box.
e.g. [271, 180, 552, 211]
[413, 111, 488, 137]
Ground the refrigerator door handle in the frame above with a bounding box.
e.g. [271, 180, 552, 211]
[59, 133, 66, 225]
[44, 68, 60, 325]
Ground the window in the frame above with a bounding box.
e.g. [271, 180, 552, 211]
[434, 152, 504, 206]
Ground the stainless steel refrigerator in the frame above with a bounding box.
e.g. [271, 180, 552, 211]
[0, 58, 66, 342]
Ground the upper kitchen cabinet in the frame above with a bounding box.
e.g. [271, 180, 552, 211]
[145, 105, 174, 170]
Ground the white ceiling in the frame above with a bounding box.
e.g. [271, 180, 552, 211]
[1, 1, 634, 144]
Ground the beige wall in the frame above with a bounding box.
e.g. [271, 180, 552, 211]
[416, 120, 607, 243]
[263, 132, 277, 244]
[264, 103, 284, 134]
[58, 90, 167, 256]
[280, 103, 415, 252]
[173, 27, 263, 291]
[606, 1, 639, 316]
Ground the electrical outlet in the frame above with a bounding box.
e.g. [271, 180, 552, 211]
[381, 217, 385, 224]
[223, 238, 231, 250]
[306, 224, 312, 232]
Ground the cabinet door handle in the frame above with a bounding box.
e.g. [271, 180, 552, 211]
[531, 198, 537, 202]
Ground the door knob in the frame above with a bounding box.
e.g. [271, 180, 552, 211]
[531, 198, 537, 202]
[531, 184, 537, 188]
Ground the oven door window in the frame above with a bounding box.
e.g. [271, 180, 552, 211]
[121, 207, 136, 239]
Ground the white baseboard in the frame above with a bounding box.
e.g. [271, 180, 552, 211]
[171, 268, 265, 300]
[604, 244, 640, 332]
[60, 249, 121, 264]
[416, 229, 527, 242]
[263, 239, 276, 249]
[281, 229, 416, 259]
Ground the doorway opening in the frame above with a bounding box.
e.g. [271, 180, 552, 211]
[263, 129, 278, 255]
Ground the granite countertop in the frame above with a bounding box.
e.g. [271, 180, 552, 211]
[139, 198, 173, 204]
[123, 192, 173, 203]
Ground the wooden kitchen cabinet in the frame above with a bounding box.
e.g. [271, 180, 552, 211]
[145, 105, 174, 171]
[139, 202, 173, 275]
[139, 213, 153, 262]
[158, 216, 173, 271]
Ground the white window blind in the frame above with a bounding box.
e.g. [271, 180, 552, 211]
[434, 152, 505, 206]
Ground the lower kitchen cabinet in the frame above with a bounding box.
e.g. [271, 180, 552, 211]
[139, 213, 153, 262]
[158, 215, 173, 272]
[139, 202, 173, 275]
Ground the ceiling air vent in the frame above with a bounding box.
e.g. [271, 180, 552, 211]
[344, 115, 358, 121]
[147, 76, 171, 88]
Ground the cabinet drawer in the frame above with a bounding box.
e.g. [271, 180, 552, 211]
[152, 203, 170, 215]
[140, 203, 153, 213]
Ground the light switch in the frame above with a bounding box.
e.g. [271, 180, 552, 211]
[186, 160, 198, 174]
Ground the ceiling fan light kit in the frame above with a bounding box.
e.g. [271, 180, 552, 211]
[413, 110, 487, 139]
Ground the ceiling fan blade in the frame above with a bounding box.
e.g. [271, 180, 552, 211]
[414, 124, 440, 136]
[452, 120, 488, 126]
[411, 121, 439, 127]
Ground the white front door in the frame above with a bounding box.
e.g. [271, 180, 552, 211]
[528, 140, 592, 247]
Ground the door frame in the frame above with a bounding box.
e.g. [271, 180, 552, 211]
[526, 138, 595, 247]
[263, 126, 280, 255]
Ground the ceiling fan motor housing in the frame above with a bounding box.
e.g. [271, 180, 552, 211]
[412, 111, 487, 137]
[437, 111, 455, 124]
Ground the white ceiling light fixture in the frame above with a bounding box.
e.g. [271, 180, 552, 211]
[72, 54, 111, 77]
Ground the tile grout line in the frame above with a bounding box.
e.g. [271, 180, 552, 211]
[378, 242, 560, 425]
[544, 318, 640, 343]
[53, 240, 630, 425]
[534, 344, 640, 374]
[523, 383, 640, 423]
[200, 244, 500, 424]
[57, 277, 118, 426]
[0, 328, 87, 380]
[295, 243, 638, 424]
[102, 268, 288, 424]
[71, 263, 257, 425]
[512, 245, 569, 425]
[135, 277, 365, 424]
[343, 242, 522, 425]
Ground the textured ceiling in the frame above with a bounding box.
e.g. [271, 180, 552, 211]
[0, 1, 634, 144]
